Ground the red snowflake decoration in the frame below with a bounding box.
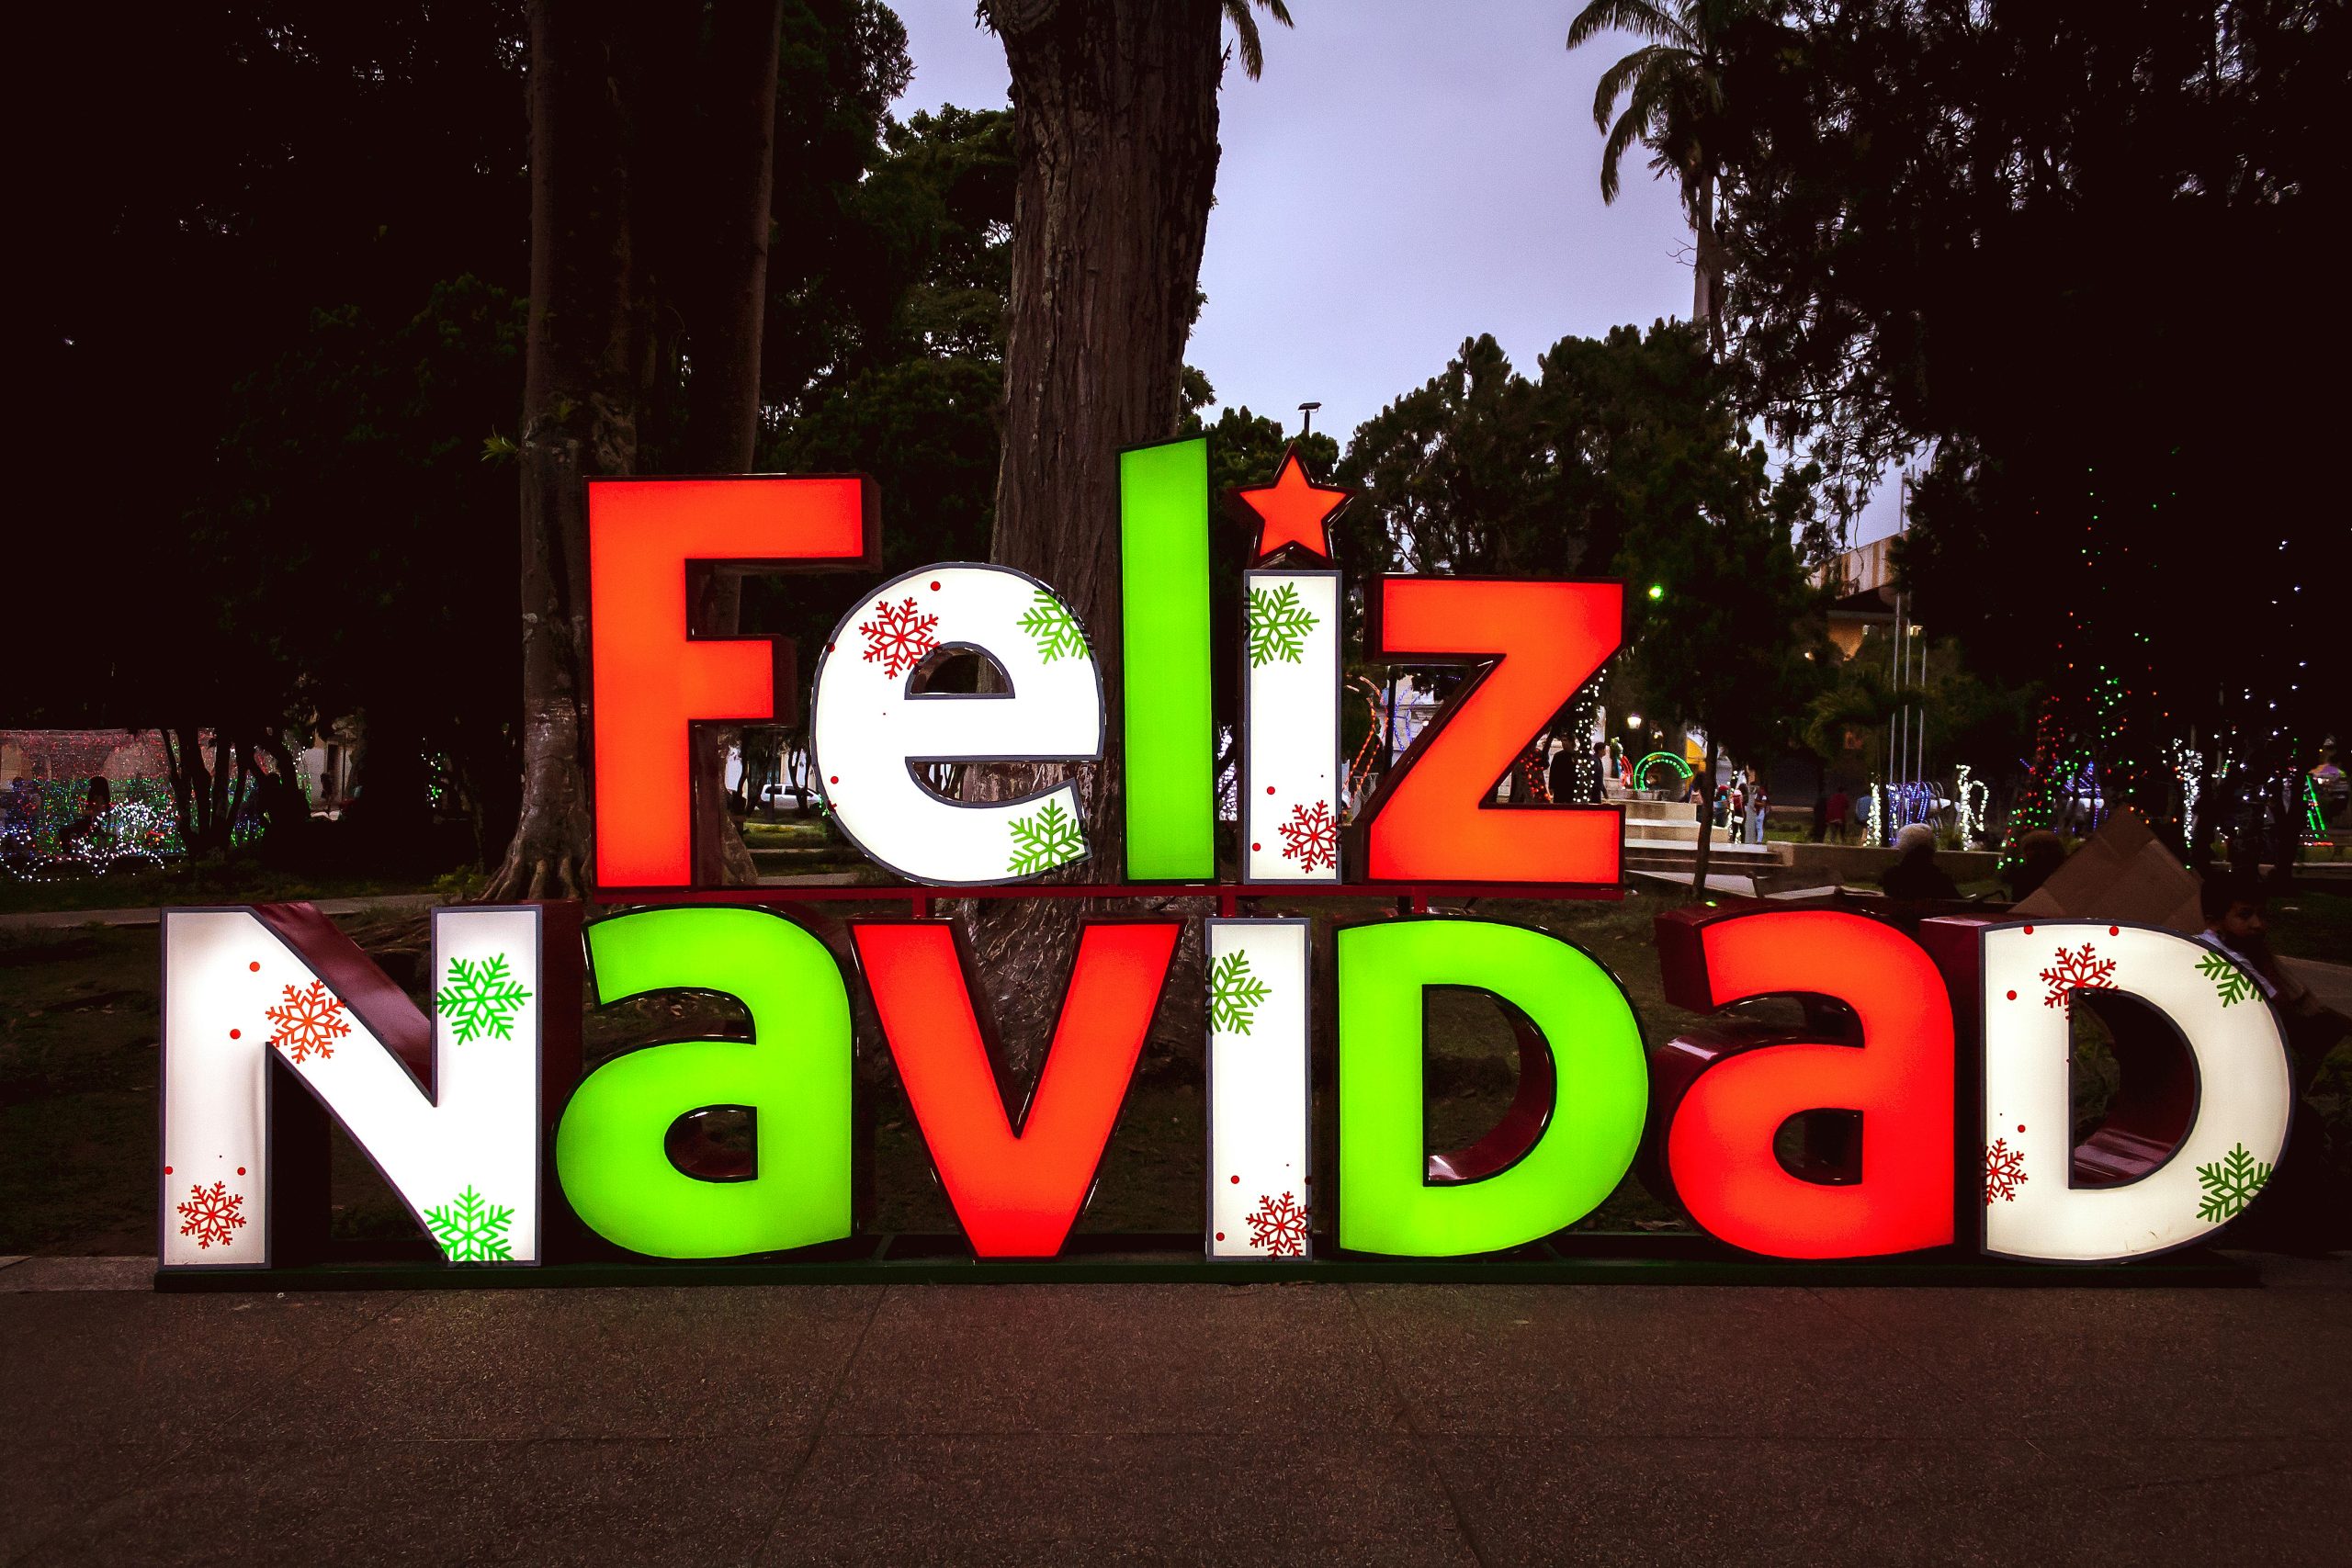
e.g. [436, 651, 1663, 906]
[1276, 799, 1338, 872]
[1245, 1190, 1310, 1257]
[2038, 942, 2118, 1012]
[176, 1179, 247, 1249]
[858, 596, 941, 680]
[266, 979, 350, 1064]
[1983, 1138, 2029, 1205]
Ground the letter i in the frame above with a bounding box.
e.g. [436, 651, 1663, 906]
[1205, 919, 1313, 1258]
[1241, 563, 1343, 882]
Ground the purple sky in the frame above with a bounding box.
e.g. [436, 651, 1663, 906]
[888, 1, 1903, 545]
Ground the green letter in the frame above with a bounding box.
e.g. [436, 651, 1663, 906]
[1120, 435, 1214, 878]
[557, 908, 852, 1258]
[1339, 919, 1646, 1256]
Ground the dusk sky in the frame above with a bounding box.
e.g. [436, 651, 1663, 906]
[889, 0, 1906, 545]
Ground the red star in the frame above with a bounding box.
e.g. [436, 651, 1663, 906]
[1233, 446, 1350, 562]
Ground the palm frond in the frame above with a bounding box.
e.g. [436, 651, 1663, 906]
[1222, 0, 1294, 81]
[1599, 75, 1668, 204]
[1566, 0, 1693, 53]
[1591, 42, 1672, 131]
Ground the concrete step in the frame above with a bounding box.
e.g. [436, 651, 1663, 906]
[1623, 835, 1781, 861]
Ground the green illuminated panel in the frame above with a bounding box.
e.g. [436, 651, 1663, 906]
[1338, 919, 1647, 1257]
[557, 908, 852, 1258]
[1120, 436, 1214, 879]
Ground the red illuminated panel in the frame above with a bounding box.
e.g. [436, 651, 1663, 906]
[1361, 578, 1622, 884]
[1660, 909, 1954, 1258]
[852, 920, 1180, 1258]
[589, 477, 874, 888]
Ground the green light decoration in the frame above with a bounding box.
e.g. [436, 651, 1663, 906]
[1646, 583, 1665, 601]
[1245, 581, 1320, 667]
[1006, 798, 1087, 877]
[1015, 589, 1089, 663]
[1120, 436, 1215, 879]
[2194, 1142, 2271, 1223]
[1208, 949, 1270, 1035]
[1632, 751, 1693, 792]
[435, 954, 533, 1043]
[2194, 949, 2258, 1009]
[1337, 920, 1646, 1257]
[423, 1184, 515, 1264]
[558, 907, 853, 1258]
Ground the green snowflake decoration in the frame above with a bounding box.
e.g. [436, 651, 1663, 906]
[424, 1185, 515, 1263]
[435, 954, 533, 1043]
[1016, 590, 1089, 663]
[1246, 582, 1319, 667]
[2194, 949, 2257, 1009]
[2194, 1142, 2272, 1223]
[1208, 950, 1271, 1035]
[1006, 798, 1086, 875]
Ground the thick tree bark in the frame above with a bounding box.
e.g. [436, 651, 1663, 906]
[1692, 175, 1724, 357]
[680, 0, 785, 889]
[490, 2, 788, 900]
[963, 0, 1226, 1067]
[1691, 732, 1720, 896]
[486, 0, 652, 901]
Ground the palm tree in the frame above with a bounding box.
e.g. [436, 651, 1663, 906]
[1566, 1, 1743, 353]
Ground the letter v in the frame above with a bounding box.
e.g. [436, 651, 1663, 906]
[851, 920, 1180, 1257]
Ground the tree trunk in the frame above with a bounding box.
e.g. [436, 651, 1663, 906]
[679, 0, 784, 889]
[1691, 733, 1720, 895]
[967, 0, 1226, 1066]
[489, 2, 789, 900]
[1691, 175, 1724, 358]
[485, 0, 654, 901]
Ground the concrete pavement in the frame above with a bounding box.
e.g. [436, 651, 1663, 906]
[3, 1255, 2346, 1566]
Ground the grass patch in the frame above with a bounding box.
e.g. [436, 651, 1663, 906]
[0, 863, 443, 918]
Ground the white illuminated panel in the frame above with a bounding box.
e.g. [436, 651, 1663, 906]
[808, 564, 1103, 885]
[1981, 919, 2293, 1262]
[1242, 568, 1341, 884]
[160, 907, 544, 1269]
[1205, 918, 1313, 1258]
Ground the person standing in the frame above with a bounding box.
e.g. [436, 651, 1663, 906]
[1744, 768, 1770, 844]
[1825, 786, 1851, 844]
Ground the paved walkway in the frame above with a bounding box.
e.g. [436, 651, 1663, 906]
[3, 1253, 2344, 1565]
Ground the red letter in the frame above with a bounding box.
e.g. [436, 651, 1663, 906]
[851, 920, 1179, 1257]
[1651, 908, 1953, 1258]
[1360, 578, 1621, 884]
[589, 476, 876, 888]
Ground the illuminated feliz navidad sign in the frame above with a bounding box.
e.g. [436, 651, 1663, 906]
[159, 440, 2294, 1276]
